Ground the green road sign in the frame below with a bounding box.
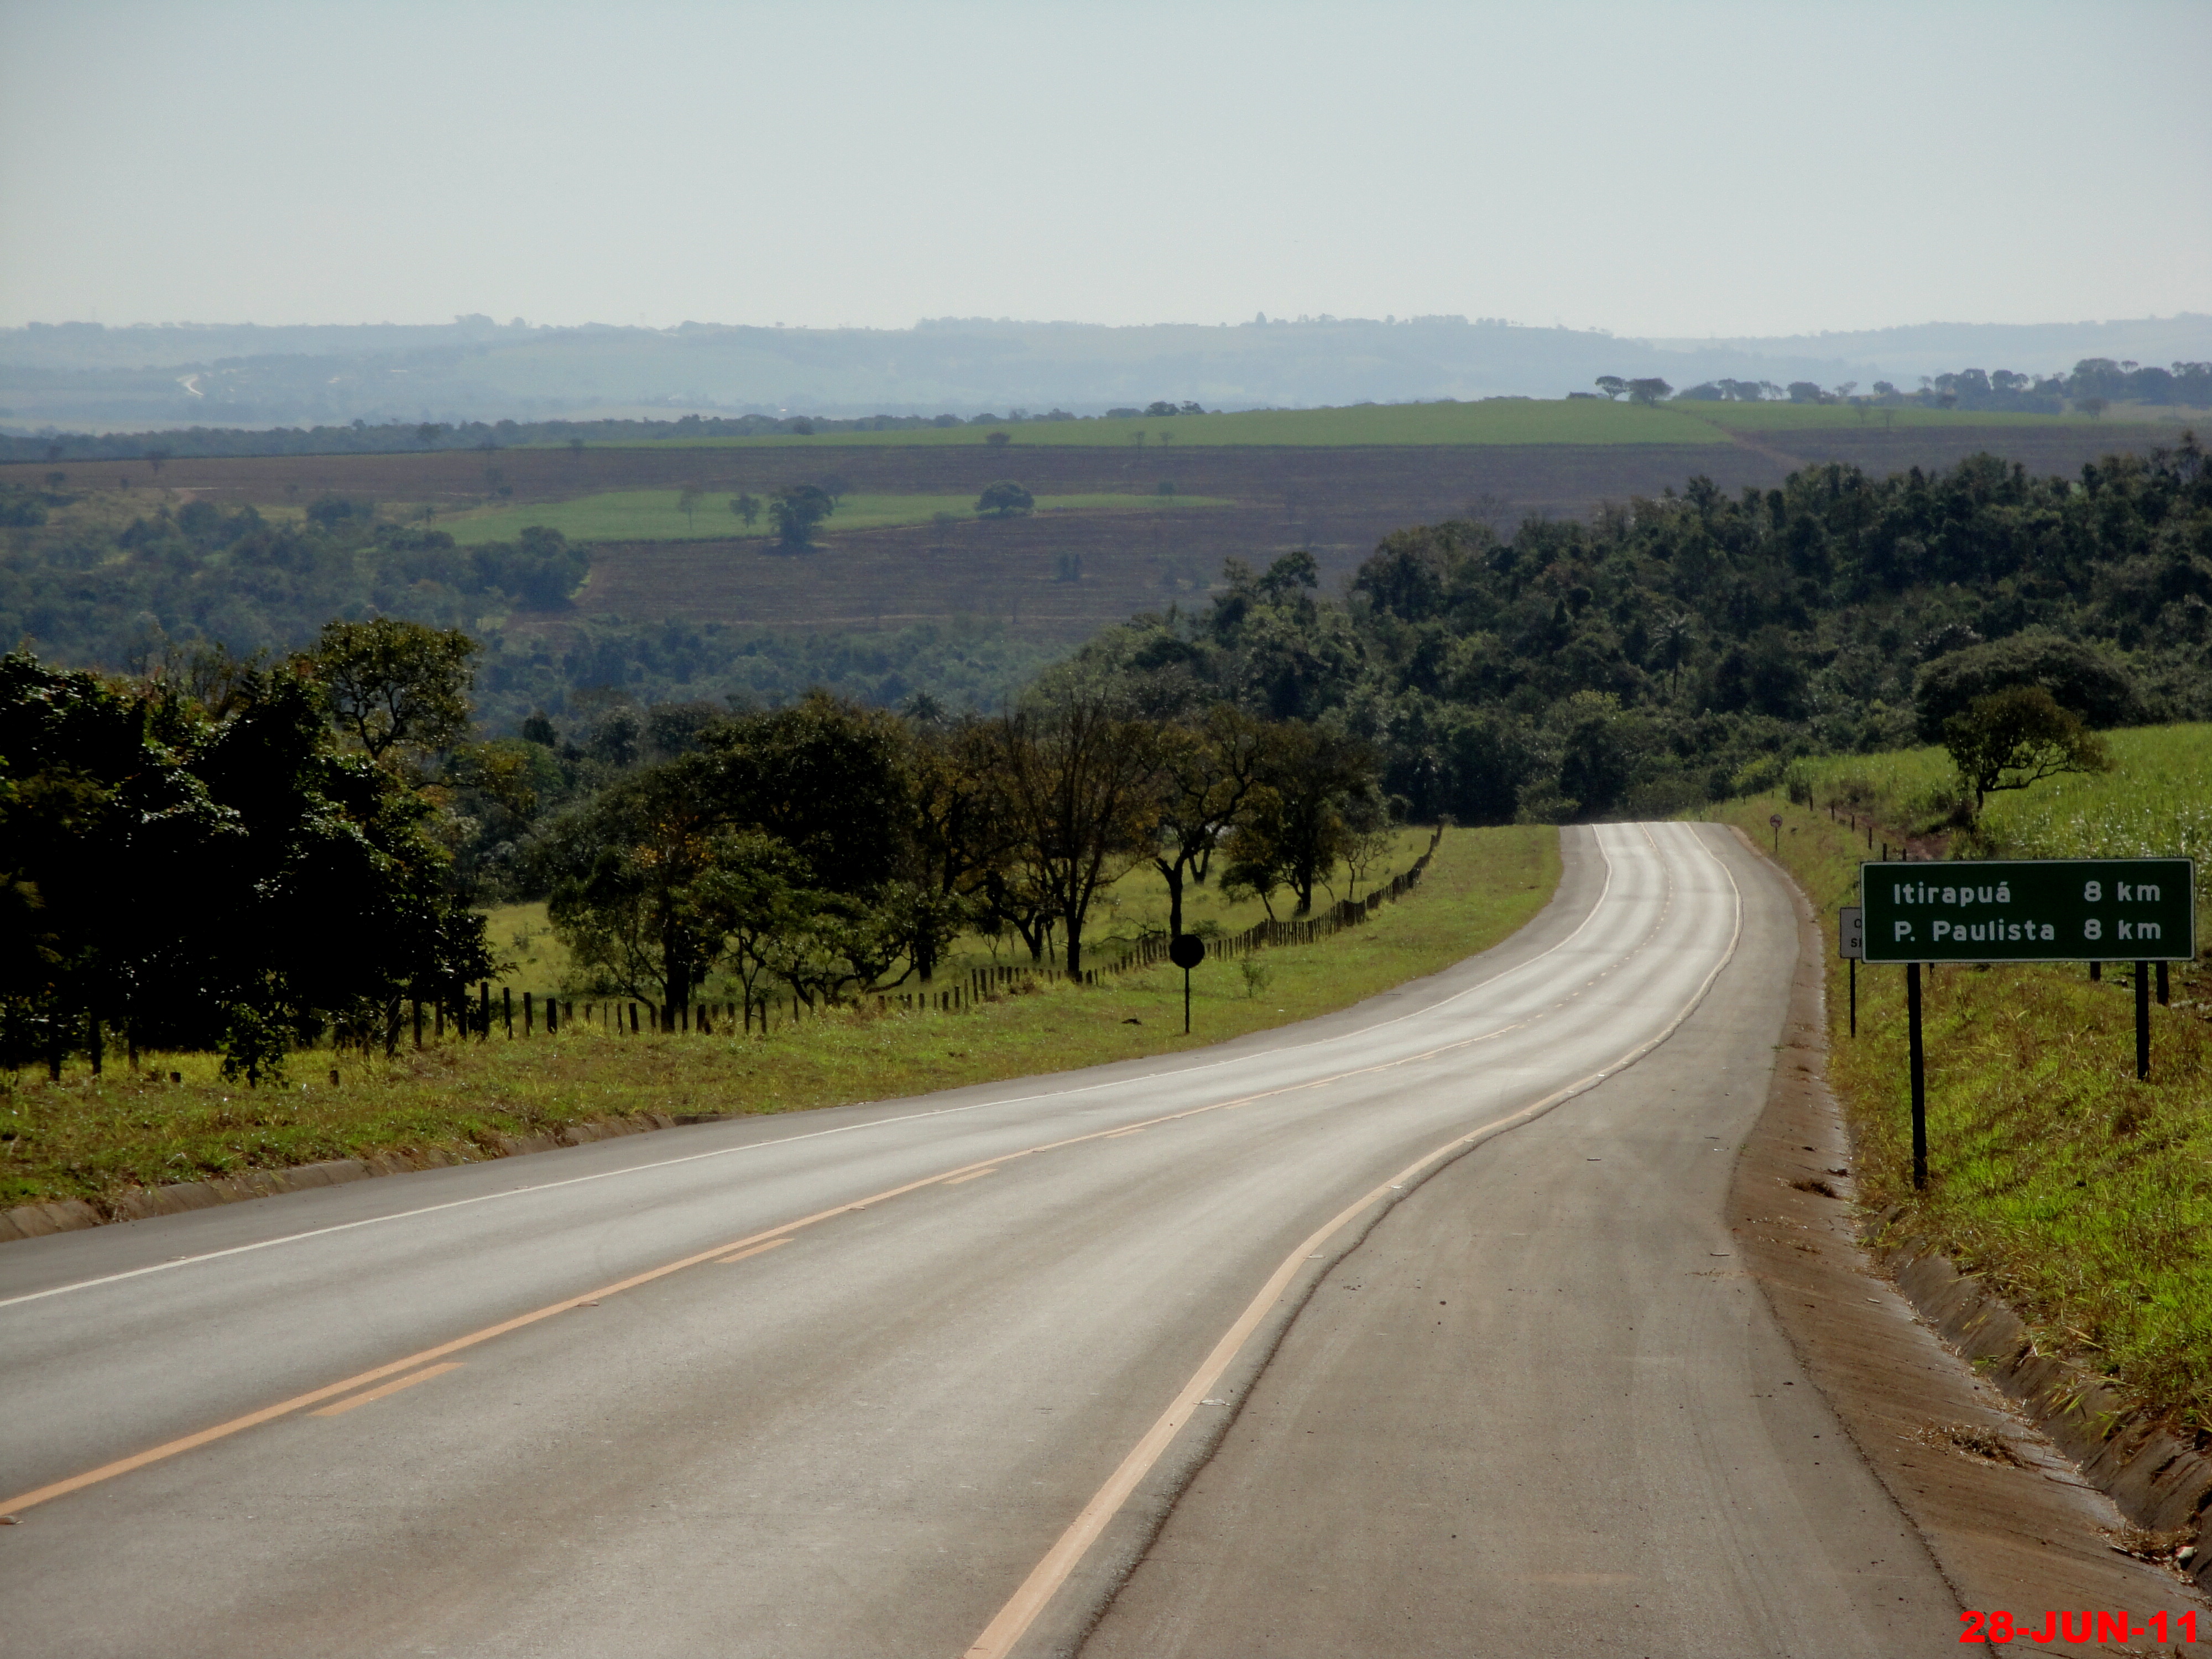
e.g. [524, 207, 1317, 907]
[1861, 858, 2196, 964]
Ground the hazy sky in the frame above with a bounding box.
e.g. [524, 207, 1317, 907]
[4, 1, 2208, 338]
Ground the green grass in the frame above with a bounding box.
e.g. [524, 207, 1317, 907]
[529, 398, 2138, 452]
[1711, 731, 2212, 1427]
[441, 489, 1233, 545]
[538, 400, 1736, 450]
[0, 826, 1559, 1213]
[1789, 725, 2212, 938]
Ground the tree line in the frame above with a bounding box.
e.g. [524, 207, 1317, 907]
[528, 675, 1384, 1027]
[3, 625, 1390, 1073]
[1655, 359, 2212, 413]
[3, 620, 494, 1082]
[1061, 437, 2210, 826]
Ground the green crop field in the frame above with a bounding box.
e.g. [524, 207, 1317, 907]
[531, 398, 2135, 452]
[541, 400, 1729, 450]
[1715, 723, 2212, 1425]
[443, 488, 1233, 545]
[1790, 725, 2212, 935]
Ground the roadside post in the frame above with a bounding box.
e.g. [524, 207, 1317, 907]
[1838, 906, 1863, 1037]
[1769, 812, 1782, 852]
[1168, 934, 1206, 1035]
[2137, 963, 2151, 1081]
[1906, 962, 1926, 1188]
[1862, 857, 2196, 1187]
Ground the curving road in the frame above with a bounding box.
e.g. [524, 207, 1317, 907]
[0, 823, 1961, 1657]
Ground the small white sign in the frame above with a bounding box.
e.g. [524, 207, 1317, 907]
[1838, 905, 1864, 960]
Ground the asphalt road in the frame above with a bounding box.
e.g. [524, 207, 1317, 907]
[0, 822, 1963, 1658]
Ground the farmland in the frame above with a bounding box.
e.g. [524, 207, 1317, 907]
[3, 404, 2178, 649]
[444, 488, 1230, 546]
[601, 399, 1731, 448]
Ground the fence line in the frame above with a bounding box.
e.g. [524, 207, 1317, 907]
[393, 825, 1449, 1042]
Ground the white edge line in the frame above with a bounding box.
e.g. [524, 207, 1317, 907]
[961, 820, 1743, 1657]
[1, 827, 1619, 1312]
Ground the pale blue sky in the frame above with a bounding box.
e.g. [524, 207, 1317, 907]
[3, 0, 2207, 336]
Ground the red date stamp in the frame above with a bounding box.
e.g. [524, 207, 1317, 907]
[1961, 1608, 2200, 1644]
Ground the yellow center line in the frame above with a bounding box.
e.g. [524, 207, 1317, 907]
[940, 1168, 999, 1185]
[713, 1238, 793, 1265]
[0, 954, 1629, 1520]
[310, 1363, 465, 1418]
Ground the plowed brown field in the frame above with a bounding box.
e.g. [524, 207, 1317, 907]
[6, 423, 2175, 641]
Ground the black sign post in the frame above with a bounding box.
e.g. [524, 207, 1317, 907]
[1838, 905, 1863, 1037]
[1168, 934, 1206, 1034]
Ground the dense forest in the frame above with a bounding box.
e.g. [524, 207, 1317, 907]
[1069, 435, 2211, 823]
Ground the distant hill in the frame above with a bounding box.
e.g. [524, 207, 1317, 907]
[6, 312, 2208, 432]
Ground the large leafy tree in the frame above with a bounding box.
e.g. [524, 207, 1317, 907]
[1222, 721, 1379, 916]
[768, 484, 834, 551]
[0, 649, 493, 1078]
[311, 617, 477, 764]
[1148, 705, 1267, 938]
[1942, 685, 2111, 817]
[992, 674, 1162, 974]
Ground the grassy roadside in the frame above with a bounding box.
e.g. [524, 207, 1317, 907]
[1712, 778, 2212, 1430]
[0, 825, 1558, 1214]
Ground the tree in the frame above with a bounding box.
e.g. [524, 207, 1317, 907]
[1, 649, 492, 1076]
[1149, 705, 1268, 938]
[677, 486, 703, 530]
[1594, 375, 1627, 401]
[1942, 685, 2111, 817]
[1222, 722, 1376, 916]
[985, 431, 1011, 448]
[546, 755, 726, 1019]
[993, 675, 1162, 973]
[1913, 635, 2139, 740]
[976, 481, 1035, 518]
[730, 492, 763, 531]
[415, 422, 449, 448]
[309, 618, 477, 765]
[1625, 378, 1672, 405]
[768, 484, 834, 550]
[900, 718, 1010, 982]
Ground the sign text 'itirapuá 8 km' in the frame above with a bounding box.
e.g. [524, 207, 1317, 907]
[1860, 858, 2195, 965]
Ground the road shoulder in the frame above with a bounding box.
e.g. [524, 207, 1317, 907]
[1726, 826, 2201, 1656]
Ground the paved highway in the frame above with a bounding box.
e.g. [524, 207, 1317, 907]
[0, 823, 1962, 1657]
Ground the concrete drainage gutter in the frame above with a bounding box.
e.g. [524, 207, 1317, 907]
[1874, 1220, 2212, 1594]
[0, 1109, 736, 1245]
